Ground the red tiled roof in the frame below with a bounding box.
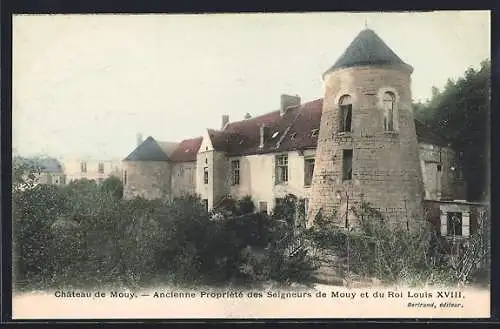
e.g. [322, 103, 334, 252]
[167, 98, 450, 162]
[215, 98, 322, 156]
[169, 137, 203, 162]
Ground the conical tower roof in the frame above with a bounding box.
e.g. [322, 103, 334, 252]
[323, 28, 413, 78]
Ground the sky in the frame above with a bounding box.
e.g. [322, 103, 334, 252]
[12, 11, 490, 159]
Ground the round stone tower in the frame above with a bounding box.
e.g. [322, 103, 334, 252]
[307, 28, 424, 230]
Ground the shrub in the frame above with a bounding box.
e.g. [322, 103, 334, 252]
[237, 195, 255, 215]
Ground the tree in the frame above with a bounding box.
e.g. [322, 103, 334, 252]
[415, 59, 490, 201]
[100, 176, 124, 199]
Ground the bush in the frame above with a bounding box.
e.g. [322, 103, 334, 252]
[305, 201, 490, 286]
[12, 162, 316, 290]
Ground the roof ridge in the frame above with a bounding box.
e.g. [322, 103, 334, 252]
[227, 98, 323, 127]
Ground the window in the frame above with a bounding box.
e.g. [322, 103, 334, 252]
[259, 201, 268, 214]
[80, 161, 87, 173]
[304, 158, 315, 186]
[231, 160, 240, 185]
[276, 154, 288, 183]
[123, 170, 127, 185]
[342, 150, 353, 181]
[204, 167, 209, 184]
[202, 199, 209, 212]
[447, 212, 463, 236]
[339, 95, 352, 132]
[383, 92, 395, 131]
[54, 176, 59, 185]
[437, 164, 442, 172]
[98, 162, 104, 174]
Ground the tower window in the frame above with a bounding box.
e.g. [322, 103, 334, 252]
[383, 92, 395, 131]
[231, 159, 240, 185]
[339, 95, 352, 133]
[123, 170, 127, 185]
[204, 167, 209, 184]
[342, 149, 353, 181]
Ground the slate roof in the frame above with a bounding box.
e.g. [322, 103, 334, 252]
[124, 136, 171, 161]
[323, 28, 413, 78]
[16, 156, 63, 172]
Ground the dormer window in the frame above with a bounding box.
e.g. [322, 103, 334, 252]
[383, 91, 395, 131]
[339, 95, 352, 133]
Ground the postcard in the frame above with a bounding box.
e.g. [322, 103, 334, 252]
[11, 10, 491, 319]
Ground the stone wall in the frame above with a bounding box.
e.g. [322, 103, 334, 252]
[123, 160, 172, 200]
[307, 64, 424, 230]
[419, 143, 466, 201]
[171, 161, 196, 197]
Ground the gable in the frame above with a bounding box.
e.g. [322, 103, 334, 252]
[199, 129, 215, 153]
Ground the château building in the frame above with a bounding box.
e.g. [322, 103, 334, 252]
[123, 28, 470, 235]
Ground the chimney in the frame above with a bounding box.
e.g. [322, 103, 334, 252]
[221, 115, 229, 130]
[244, 113, 252, 120]
[259, 124, 266, 149]
[280, 94, 301, 116]
[136, 133, 143, 146]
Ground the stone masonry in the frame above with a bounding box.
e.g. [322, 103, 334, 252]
[307, 62, 425, 230]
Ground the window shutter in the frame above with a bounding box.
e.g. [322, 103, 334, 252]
[440, 213, 447, 236]
[462, 211, 470, 237]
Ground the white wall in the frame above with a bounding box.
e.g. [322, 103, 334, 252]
[228, 149, 315, 213]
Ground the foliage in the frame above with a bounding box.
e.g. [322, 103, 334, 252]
[237, 195, 255, 215]
[305, 201, 490, 286]
[414, 59, 490, 201]
[100, 175, 124, 199]
[13, 162, 316, 290]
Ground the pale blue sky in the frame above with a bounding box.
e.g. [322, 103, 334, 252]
[12, 11, 490, 159]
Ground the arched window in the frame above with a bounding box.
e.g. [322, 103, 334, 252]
[339, 95, 352, 132]
[383, 92, 395, 131]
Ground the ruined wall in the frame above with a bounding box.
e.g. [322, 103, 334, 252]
[307, 64, 424, 230]
[419, 143, 466, 201]
[171, 161, 196, 197]
[122, 161, 172, 200]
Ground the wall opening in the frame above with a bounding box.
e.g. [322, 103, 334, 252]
[383, 91, 395, 131]
[203, 167, 209, 184]
[276, 154, 289, 184]
[259, 201, 268, 213]
[231, 160, 240, 185]
[342, 149, 353, 181]
[304, 158, 315, 186]
[447, 212, 463, 236]
[339, 95, 352, 133]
